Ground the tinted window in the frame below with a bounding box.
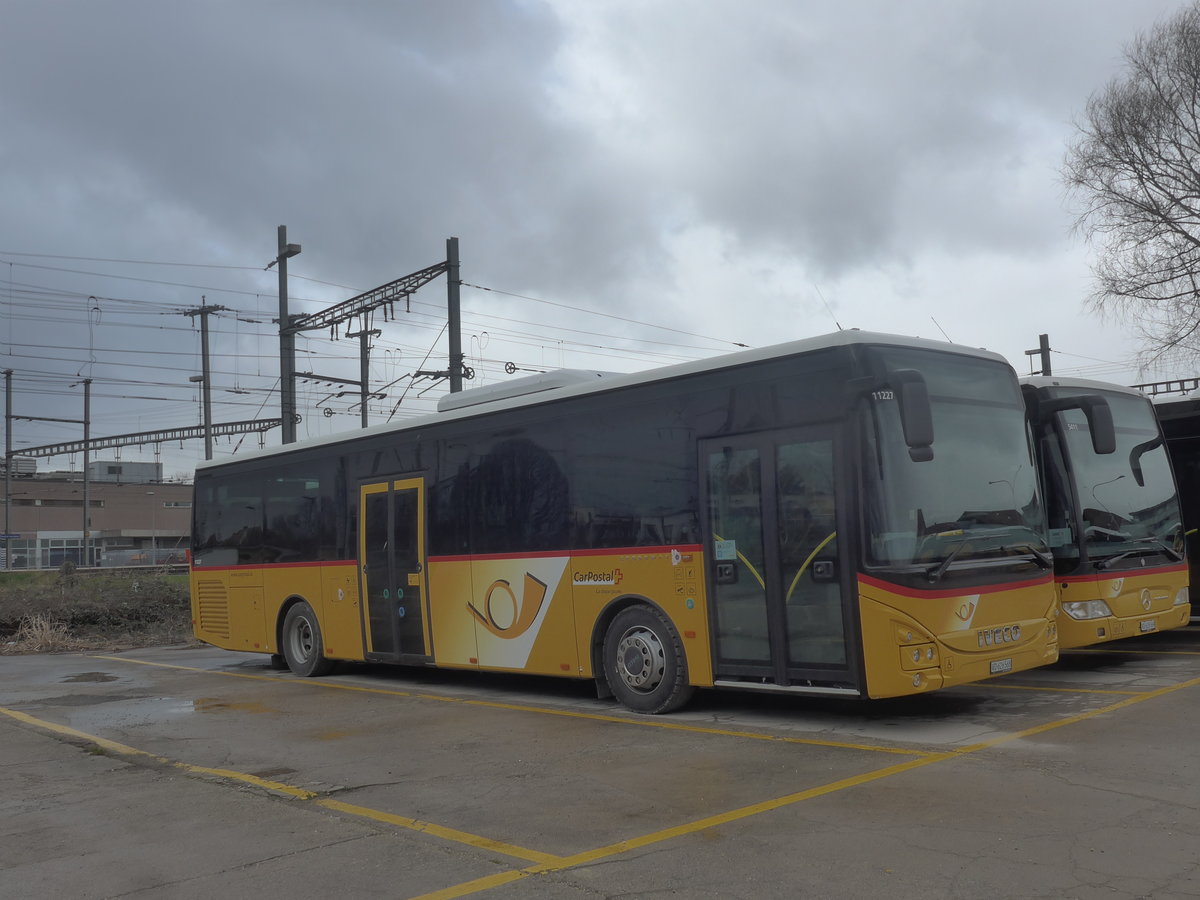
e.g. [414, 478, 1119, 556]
[570, 399, 701, 549]
[193, 472, 264, 566]
[468, 433, 570, 554]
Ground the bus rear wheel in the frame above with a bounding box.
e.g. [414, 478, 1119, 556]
[603, 605, 693, 714]
[281, 601, 334, 677]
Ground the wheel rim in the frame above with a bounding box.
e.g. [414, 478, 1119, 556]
[614, 625, 666, 693]
[290, 615, 314, 662]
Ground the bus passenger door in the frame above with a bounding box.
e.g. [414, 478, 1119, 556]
[702, 430, 857, 690]
[358, 478, 432, 662]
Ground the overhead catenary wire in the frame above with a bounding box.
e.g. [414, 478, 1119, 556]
[461, 281, 749, 350]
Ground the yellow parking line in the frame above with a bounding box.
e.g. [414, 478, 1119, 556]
[0, 705, 315, 801]
[316, 798, 558, 866]
[974, 682, 1143, 695]
[408, 671, 1200, 900]
[407, 756, 956, 900]
[8, 660, 1200, 900]
[953, 673, 1200, 754]
[0, 703, 554, 865]
[93, 655, 935, 757]
[1064, 647, 1200, 656]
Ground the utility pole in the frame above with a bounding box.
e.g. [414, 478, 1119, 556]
[274, 226, 302, 444]
[447, 236, 463, 393]
[185, 297, 228, 460]
[11, 376, 98, 567]
[345, 325, 382, 427]
[4, 369, 11, 570]
[1025, 333, 1052, 376]
[82, 378, 91, 566]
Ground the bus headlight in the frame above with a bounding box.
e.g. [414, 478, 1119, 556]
[1174, 587, 1190, 607]
[900, 642, 938, 670]
[1061, 599, 1113, 620]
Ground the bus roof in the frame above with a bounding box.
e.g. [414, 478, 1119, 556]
[195, 329, 1006, 471]
[1020, 374, 1150, 400]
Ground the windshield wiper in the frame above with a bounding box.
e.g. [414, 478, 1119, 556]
[1003, 543, 1053, 569]
[1150, 538, 1185, 562]
[926, 541, 967, 583]
[1095, 539, 1183, 570]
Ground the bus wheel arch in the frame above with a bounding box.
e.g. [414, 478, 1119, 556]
[595, 597, 694, 714]
[278, 597, 335, 677]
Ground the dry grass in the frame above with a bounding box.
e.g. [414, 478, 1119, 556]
[9, 613, 80, 653]
[0, 569, 195, 654]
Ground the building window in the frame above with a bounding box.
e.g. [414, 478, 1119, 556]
[11, 498, 104, 508]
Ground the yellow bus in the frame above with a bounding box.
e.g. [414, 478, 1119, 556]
[1023, 376, 1190, 647]
[1154, 395, 1200, 623]
[190, 330, 1059, 713]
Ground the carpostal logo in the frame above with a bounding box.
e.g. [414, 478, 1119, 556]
[573, 568, 624, 586]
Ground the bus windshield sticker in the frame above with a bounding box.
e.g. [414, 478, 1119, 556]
[714, 539, 737, 561]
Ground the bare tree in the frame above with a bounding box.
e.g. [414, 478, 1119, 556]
[1064, 3, 1200, 360]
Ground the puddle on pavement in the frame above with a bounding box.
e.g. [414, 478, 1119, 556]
[33, 692, 151, 708]
[193, 697, 277, 715]
[60, 672, 118, 683]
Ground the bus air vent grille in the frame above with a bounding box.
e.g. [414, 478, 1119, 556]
[196, 580, 231, 639]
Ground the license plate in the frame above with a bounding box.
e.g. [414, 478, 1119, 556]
[1139, 619, 1157, 634]
[990, 658, 1013, 675]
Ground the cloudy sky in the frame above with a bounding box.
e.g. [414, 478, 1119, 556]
[1, 0, 1195, 478]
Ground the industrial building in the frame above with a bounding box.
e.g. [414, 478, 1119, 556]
[0, 461, 191, 569]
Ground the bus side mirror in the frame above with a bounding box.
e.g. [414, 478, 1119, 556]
[1035, 394, 1116, 456]
[1078, 396, 1116, 455]
[1128, 435, 1164, 487]
[891, 369, 934, 462]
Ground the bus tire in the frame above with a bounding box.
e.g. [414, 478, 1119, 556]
[602, 604, 694, 714]
[281, 601, 334, 677]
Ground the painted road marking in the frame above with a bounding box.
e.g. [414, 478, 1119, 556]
[93, 654, 936, 757]
[408, 671, 1200, 900]
[975, 682, 1143, 695]
[0, 704, 556, 866]
[4, 659, 1199, 900]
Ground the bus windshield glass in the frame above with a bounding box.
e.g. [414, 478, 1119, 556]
[862, 349, 1048, 580]
[1054, 390, 1183, 566]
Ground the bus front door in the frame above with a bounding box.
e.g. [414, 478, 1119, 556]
[702, 430, 857, 691]
[359, 478, 432, 662]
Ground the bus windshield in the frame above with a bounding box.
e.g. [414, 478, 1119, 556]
[1054, 390, 1183, 567]
[863, 350, 1048, 580]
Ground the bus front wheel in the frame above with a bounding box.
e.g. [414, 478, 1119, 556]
[602, 605, 693, 714]
[281, 601, 335, 677]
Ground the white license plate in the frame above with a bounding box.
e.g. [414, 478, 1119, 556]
[990, 658, 1013, 675]
[1139, 619, 1157, 634]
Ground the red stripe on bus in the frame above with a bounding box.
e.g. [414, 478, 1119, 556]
[191, 546, 705, 572]
[857, 572, 1053, 600]
[191, 560, 357, 572]
[429, 545, 704, 564]
[1057, 562, 1188, 584]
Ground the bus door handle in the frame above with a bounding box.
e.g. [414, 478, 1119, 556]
[811, 558, 837, 583]
[715, 562, 738, 584]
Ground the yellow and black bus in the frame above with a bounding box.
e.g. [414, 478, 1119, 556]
[190, 330, 1059, 713]
[1148, 393, 1200, 623]
[1023, 376, 1190, 646]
